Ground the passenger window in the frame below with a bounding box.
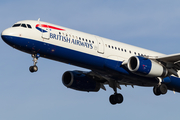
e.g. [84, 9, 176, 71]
[112, 46, 114, 49]
[27, 24, 32, 28]
[108, 45, 110, 48]
[79, 37, 81, 40]
[92, 41, 94, 44]
[12, 24, 21, 27]
[21, 24, 27, 28]
[115, 47, 117, 50]
[118, 48, 120, 50]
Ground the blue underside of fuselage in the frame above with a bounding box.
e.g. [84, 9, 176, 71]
[2, 35, 180, 92]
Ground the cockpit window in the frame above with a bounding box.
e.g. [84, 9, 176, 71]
[12, 23, 32, 29]
[12, 24, 21, 27]
[27, 24, 32, 28]
[21, 24, 27, 28]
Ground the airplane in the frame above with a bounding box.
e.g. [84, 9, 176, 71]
[1, 19, 180, 105]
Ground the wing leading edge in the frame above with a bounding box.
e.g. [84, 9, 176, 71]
[155, 53, 180, 71]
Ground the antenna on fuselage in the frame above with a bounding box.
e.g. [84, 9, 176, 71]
[38, 18, 40, 21]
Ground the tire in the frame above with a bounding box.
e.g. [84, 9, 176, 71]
[116, 94, 123, 104]
[159, 84, 167, 94]
[29, 65, 38, 73]
[109, 95, 116, 105]
[153, 86, 161, 96]
[33, 65, 38, 72]
[29, 66, 34, 72]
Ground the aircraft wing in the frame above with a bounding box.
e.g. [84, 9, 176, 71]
[156, 53, 180, 62]
[155, 53, 180, 70]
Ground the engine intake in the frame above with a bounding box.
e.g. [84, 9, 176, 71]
[62, 71, 100, 92]
[127, 56, 168, 77]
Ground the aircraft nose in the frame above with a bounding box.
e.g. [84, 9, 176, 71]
[1, 28, 16, 45]
[1, 28, 13, 36]
[2, 28, 11, 40]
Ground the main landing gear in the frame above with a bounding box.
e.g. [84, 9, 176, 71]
[29, 53, 40, 73]
[109, 93, 123, 105]
[109, 81, 123, 105]
[153, 84, 167, 96]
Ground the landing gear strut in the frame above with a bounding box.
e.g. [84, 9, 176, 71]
[109, 81, 123, 105]
[29, 53, 40, 73]
[153, 84, 167, 96]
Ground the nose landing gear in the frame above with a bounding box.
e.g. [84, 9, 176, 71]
[29, 53, 40, 73]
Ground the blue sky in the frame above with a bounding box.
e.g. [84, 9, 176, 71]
[0, 0, 180, 120]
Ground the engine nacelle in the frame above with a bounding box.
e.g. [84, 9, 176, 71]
[62, 71, 100, 92]
[127, 56, 168, 77]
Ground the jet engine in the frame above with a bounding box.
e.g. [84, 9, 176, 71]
[127, 56, 168, 77]
[62, 71, 100, 92]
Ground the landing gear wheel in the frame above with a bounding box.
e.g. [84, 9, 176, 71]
[153, 84, 167, 96]
[29, 65, 38, 73]
[159, 84, 167, 94]
[109, 94, 123, 105]
[109, 95, 116, 105]
[116, 94, 123, 104]
[153, 86, 161, 96]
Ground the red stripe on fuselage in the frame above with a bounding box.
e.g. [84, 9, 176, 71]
[36, 24, 65, 31]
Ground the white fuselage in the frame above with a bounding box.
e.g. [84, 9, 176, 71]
[3, 20, 163, 62]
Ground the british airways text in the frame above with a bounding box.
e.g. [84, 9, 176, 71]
[50, 33, 93, 49]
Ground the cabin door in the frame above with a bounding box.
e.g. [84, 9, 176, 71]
[39, 21, 50, 40]
[95, 36, 104, 54]
[42, 27, 50, 40]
